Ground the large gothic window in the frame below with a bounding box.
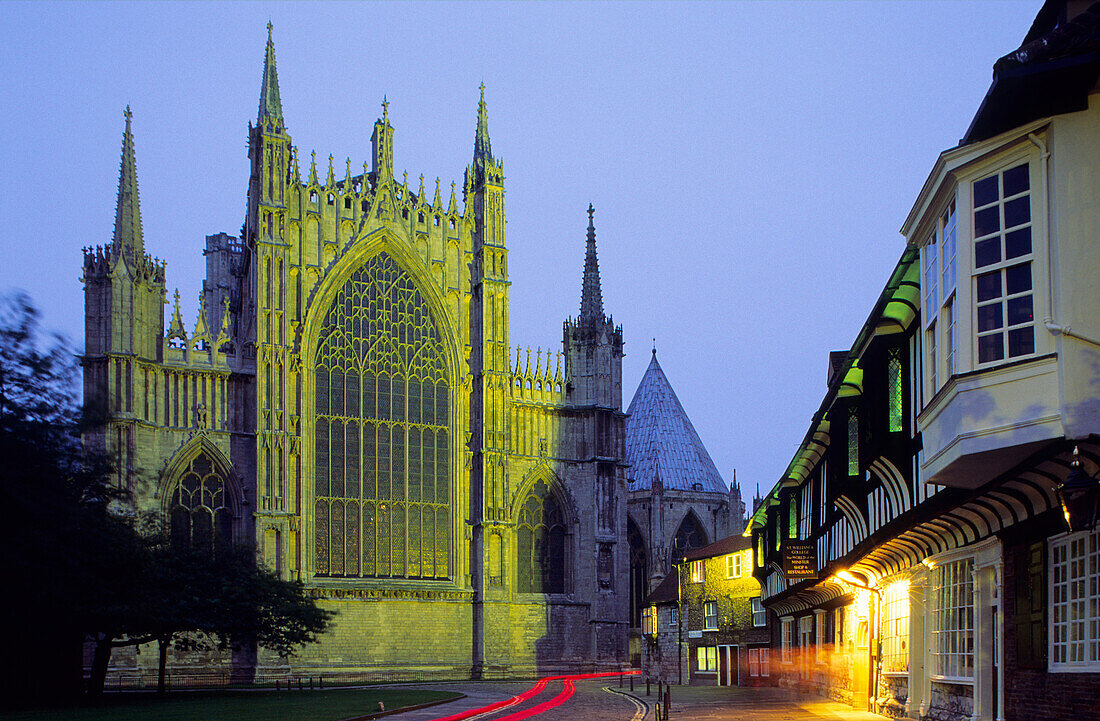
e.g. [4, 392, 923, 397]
[314, 254, 451, 579]
[671, 513, 707, 562]
[170, 453, 232, 553]
[517, 481, 567, 594]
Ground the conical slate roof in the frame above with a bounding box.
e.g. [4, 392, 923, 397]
[625, 351, 727, 493]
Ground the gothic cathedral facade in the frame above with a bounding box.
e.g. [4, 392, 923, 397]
[81, 27, 629, 680]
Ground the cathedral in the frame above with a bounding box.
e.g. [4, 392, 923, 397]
[81, 26, 632, 681]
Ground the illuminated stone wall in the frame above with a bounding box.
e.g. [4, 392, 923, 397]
[83, 29, 630, 684]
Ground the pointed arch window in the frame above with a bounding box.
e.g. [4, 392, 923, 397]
[314, 253, 451, 579]
[170, 453, 232, 553]
[516, 480, 567, 594]
[671, 513, 707, 561]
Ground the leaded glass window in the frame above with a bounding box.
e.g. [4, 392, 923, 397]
[887, 348, 903, 432]
[170, 453, 232, 553]
[847, 407, 859, 477]
[516, 481, 566, 593]
[314, 253, 451, 579]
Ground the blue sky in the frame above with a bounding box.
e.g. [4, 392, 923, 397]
[0, 0, 1038, 498]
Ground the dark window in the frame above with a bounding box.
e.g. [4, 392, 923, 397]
[516, 481, 566, 593]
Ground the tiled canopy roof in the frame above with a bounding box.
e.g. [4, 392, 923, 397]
[624, 351, 727, 494]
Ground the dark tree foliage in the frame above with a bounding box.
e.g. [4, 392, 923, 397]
[0, 293, 333, 704]
[0, 291, 126, 705]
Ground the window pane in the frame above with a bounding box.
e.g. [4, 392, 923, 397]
[974, 207, 1000, 238]
[1008, 296, 1033, 326]
[1004, 196, 1031, 228]
[979, 334, 1005, 363]
[975, 238, 1001, 268]
[977, 272, 1002, 302]
[978, 303, 1004, 332]
[1003, 163, 1029, 197]
[1009, 327, 1035, 357]
[974, 175, 999, 207]
[1005, 228, 1032, 259]
[1006, 263, 1032, 295]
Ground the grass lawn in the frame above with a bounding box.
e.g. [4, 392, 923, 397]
[0, 688, 462, 721]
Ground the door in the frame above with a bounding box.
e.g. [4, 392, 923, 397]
[716, 645, 739, 686]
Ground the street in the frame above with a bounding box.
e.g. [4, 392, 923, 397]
[384, 677, 886, 721]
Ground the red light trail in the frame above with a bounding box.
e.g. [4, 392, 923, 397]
[428, 670, 640, 721]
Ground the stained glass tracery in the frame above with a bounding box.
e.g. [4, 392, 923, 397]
[517, 481, 566, 594]
[170, 453, 232, 552]
[314, 253, 451, 579]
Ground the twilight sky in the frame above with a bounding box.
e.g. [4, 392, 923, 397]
[0, 1, 1038, 500]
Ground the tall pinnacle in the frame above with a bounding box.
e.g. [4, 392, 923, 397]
[113, 106, 144, 254]
[258, 21, 284, 130]
[473, 83, 492, 165]
[579, 203, 604, 323]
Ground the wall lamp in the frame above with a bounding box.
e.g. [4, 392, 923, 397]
[1057, 447, 1100, 533]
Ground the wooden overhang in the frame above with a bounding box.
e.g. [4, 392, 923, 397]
[746, 247, 920, 535]
[764, 436, 1100, 616]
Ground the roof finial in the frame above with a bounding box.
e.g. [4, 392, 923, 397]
[473, 83, 492, 166]
[382, 95, 389, 124]
[113, 105, 144, 254]
[579, 203, 604, 323]
[652, 338, 657, 355]
[258, 22, 284, 129]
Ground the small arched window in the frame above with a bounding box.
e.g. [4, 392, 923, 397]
[517, 481, 566, 593]
[169, 453, 232, 553]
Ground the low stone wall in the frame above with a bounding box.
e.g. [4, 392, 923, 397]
[925, 681, 973, 721]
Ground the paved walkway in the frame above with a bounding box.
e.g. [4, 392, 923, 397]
[380, 680, 887, 721]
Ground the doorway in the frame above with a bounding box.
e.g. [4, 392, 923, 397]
[717, 645, 738, 686]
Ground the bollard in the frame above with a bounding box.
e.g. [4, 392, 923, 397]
[656, 702, 661, 719]
[310, 677, 314, 690]
[647, 677, 651, 696]
[298, 677, 303, 691]
[630, 674, 634, 692]
[664, 686, 671, 717]
[320, 676, 324, 690]
[619, 673, 623, 688]
[275, 680, 280, 692]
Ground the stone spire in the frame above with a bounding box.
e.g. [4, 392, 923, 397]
[258, 22, 284, 130]
[112, 106, 144, 254]
[579, 203, 604, 323]
[473, 83, 492, 166]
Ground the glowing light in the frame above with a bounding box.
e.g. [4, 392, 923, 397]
[854, 588, 871, 618]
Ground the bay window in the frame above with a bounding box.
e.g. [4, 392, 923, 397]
[972, 163, 1034, 363]
[1050, 530, 1100, 671]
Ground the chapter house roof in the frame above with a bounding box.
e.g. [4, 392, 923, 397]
[625, 350, 727, 494]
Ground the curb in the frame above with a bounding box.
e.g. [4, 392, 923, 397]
[337, 692, 468, 721]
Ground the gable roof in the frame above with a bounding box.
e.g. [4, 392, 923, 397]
[624, 351, 727, 494]
[964, 0, 1100, 144]
[684, 533, 753, 561]
[647, 567, 680, 605]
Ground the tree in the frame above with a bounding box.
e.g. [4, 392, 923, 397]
[135, 543, 334, 694]
[0, 292, 334, 701]
[0, 291, 128, 704]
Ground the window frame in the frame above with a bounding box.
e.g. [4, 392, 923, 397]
[1049, 530, 1100, 672]
[704, 600, 719, 630]
[726, 552, 743, 579]
[690, 559, 706, 583]
[930, 557, 975, 681]
[752, 597, 766, 627]
[696, 645, 717, 673]
[780, 616, 794, 664]
[970, 161, 1037, 367]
